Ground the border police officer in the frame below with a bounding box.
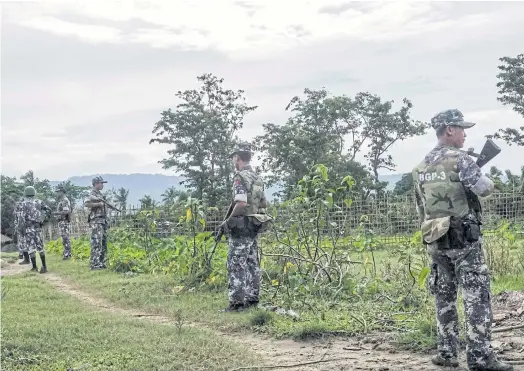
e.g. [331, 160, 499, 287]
[412, 109, 513, 371]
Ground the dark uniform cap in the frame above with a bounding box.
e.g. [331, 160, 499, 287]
[230, 142, 254, 158]
[92, 176, 108, 185]
[431, 109, 476, 130]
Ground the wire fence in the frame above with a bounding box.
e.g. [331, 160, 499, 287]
[42, 192, 524, 244]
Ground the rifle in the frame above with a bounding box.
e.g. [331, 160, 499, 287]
[100, 198, 122, 213]
[86, 196, 121, 223]
[206, 203, 234, 268]
[460, 139, 501, 221]
[460, 139, 501, 168]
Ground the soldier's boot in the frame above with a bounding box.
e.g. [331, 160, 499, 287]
[221, 303, 246, 312]
[469, 356, 514, 371]
[39, 253, 47, 274]
[245, 300, 259, 309]
[30, 256, 38, 272]
[432, 354, 459, 368]
[19, 252, 30, 265]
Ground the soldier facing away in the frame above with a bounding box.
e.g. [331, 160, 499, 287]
[54, 186, 72, 260]
[412, 109, 512, 371]
[84, 176, 110, 270]
[221, 143, 272, 312]
[16, 186, 51, 273]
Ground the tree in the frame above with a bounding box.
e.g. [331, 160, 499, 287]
[490, 54, 524, 146]
[112, 187, 130, 211]
[20, 170, 54, 202]
[488, 165, 524, 193]
[0, 176, 24, 237]
[351, 93, 428, 189]
[256, 88, 427, 199]
[256, 88, 373, 199]
[393, 173, 414, 195]
[139, 195, 154, 210]
[150, 73, 258, 206]
[161, 186, 189, 205]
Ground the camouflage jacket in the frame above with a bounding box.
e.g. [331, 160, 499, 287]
[412, 144, 494, 243]
[84, 189, 107, 223]
[17, 198, 51, 234]
[56, 196, 72, 222]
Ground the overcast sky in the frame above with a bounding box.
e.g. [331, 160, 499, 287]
[1, 1, 523, 181]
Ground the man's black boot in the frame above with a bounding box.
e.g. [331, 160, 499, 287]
[30, 256, 38, 271]
[19, 252, 30, 265]
[221, 303, 247, 312]
[39, 253, 47, 274]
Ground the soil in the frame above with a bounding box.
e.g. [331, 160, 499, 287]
[2, 261, 523, 370]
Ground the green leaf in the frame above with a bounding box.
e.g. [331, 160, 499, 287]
[418, 266, 430, 288]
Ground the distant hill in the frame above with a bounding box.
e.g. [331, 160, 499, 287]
[51, 173, 404, 205]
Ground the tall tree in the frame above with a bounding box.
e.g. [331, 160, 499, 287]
[20, 170, 54, 201]
[256, 88, 426, 199]
[150, 73, 258, 206]
[351, 93, 428, 190]
[139, 195, 154, 209]
[112, 187, 130, 211]
[490, 54, 524, 146]
[161, 186, 188, 205]
[256, 88, 372, 199]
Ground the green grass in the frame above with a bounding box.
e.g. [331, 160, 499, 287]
[1, 272, 260, 371]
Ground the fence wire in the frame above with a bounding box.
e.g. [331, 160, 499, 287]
[42, 192, 524, 244]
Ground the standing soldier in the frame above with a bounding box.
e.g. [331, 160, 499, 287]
[84, 176, 109, 270]
[412, 109, 512, 371]
[220, 143, 272, 312]
[17, 186, 51, 273]
[14, 200, 26, 262]
[54, 186, 72, 260]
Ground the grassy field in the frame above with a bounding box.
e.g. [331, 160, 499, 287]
[2, 224, 523, 371]
[0, 262, 260, 371]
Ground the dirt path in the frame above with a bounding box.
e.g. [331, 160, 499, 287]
[2, 262, 523, 371]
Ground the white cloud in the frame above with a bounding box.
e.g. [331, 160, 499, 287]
[3, 0, 510, 58]
[2, 1, 523, 181]
[15, 16, 122, 43]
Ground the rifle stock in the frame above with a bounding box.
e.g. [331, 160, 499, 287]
[460, 139, 501, 168]
[476, 139, 501, 168]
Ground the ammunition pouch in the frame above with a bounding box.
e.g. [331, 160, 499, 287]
[227, 214, 273, 238]
[428, 216, 481, 250]
[463, 220, 480, 243]
[227, 216, 252, 238]
[247, 214, 273, 234]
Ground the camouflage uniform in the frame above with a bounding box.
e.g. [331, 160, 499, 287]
[225, 144, 272, 311]
[412, 109, 512, 371]
[84, 177, 109, 270]
[17, 187, 51, 273]
[55, 190, 72, 259]
[14, 201, 25, 260]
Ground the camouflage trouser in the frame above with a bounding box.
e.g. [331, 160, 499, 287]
[427, 239, 493, 367]
[227, 235, 260, 306]
[90, 223, 108, 269]
[58, 221, 71, 258]
[25, 228, 45, 258]
[15, 232, 25, 255]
